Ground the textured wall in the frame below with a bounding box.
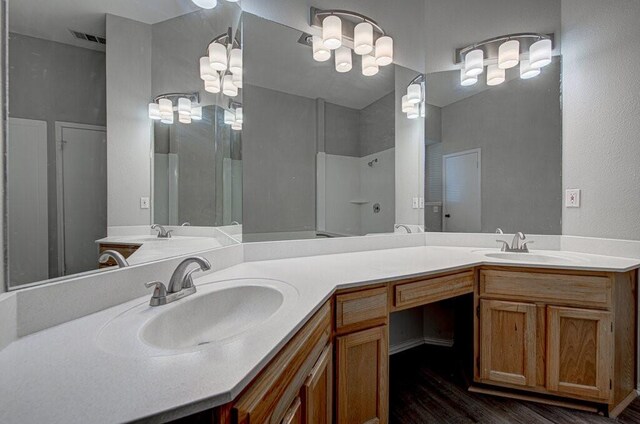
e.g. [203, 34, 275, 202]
[360, 92, 395, 157]
[324, 103, 360, 157]
[562, 0, 640, 240]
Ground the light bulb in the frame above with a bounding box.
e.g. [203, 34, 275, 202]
[229, 48, 242, 74]
[460, 68, 477, 86]
[312, 35, 331, 62]
[498, 40, 520, 69]
[375, 36, 393, 66]
[335, 47, 352, 73]
[223, 74, 238, 97]
[464, 49, 484, 77]
[487, 64, 505, 86]
[322, 15, 342, 50]
[354, 22, 373, 55]
[362, 54, 378, 76]
[148, 103, 161, 120]
[191, 0, 217, 9]
[209, 42, 227, 71]
[530, 39, 552, 68]
[520, 58, 541, 79]
[407, 83, 422, 104]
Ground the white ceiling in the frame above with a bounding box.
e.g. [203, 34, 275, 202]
[8, 0, 199, 51]
[244, 13, 395, 110]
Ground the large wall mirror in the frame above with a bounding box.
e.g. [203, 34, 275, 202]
[6, 1, 242, 289]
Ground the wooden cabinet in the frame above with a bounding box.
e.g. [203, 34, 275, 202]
[302, 344, 333, 424]
[336, 287, 388, 334]
[336, 326, 388, 424]
[547, 306, 612, 401]
[282, 398, 303, 424]
[479, 300, 537, 388]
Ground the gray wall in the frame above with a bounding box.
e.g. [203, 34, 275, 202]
[243, 84, 317, 236]
[425, 142, 443, 232]
[562, 0, 640, 240]
[360, 92, 395, 157]
[437, 60, 562, 234]
[106, 15, 152, 227]
[425, 103, 442, 144]
[8, 33, 106, 277]
[324, 103, 360, 157]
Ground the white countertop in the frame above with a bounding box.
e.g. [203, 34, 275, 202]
[1, 246, 638, 424]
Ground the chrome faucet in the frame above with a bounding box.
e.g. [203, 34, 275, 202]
[394, 224, 412, 233]
[144, 256, 211, 306]
[496, 231, 533, 253]
[98, 250, 129, 268]
[151, 224, 173, 239]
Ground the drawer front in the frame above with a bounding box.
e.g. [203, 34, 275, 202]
[336, 287, 388, 332]
[479, 270, 612, 309]
[394, 270, 474, 310]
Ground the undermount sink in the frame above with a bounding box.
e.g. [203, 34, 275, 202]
[96, 278, 298, 357]
[483, 251, 584, 265]
[142, 285, 283, 350]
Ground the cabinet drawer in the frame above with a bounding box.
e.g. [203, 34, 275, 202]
[479, 270, 612, 309]
[394, 270, 474, 310]
[336, 287, 388, 332]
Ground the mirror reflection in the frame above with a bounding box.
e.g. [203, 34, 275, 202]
[424, 58, 562, 234]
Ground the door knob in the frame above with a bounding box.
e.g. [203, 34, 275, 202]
[445, 214, 451, 218]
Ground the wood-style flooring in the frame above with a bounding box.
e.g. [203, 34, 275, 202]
[389, 345, 640, 424]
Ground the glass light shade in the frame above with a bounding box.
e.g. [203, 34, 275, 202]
[520, 59, 541, 79]
[200, 57, 216, 81]
[498, 40, 520, 69]
[420, 103, 426, 118]
[178, 98, 191, 116]
[232, 71, 243, 88]
[460, 68, 478, 86]
[148, 103, 161, 120]
[322, 15, 342, 50]
[464, 49, 484, 76]
[530, 39, 552, 68]
[191, 106, 203, 120]
[375, 36, 393, 66]
[362, 54, 378, 76]
[224, 109, 235, 125]
[204, 77, 221, 93]
[222, 74, 238, 97]
[160, 111, 174, 125]
[191, 0, 217, 9]
[225, 0, 239, 2]
[229, 48, 242, 74]
[179, 114, 191, 124]
[208, 42, 228, 71]
[235, 107, 243, 124]
[354, 22, 373, 55]
[401, 95, 412, 113]
[486, 64, 505, 86]
[407, 83, 422, 104]
[231, 122, 242, 131]
[335, 47, 352, 73]
[158, 98, 173, 115]
[312, 35, 331, 62]
[407, 104, 419, 119]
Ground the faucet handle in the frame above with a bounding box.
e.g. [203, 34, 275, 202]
[521, 240, 534, 252]
[145, 281, 167, 298]
[496, 240, 510, 252]
[166, 230, 173, 239]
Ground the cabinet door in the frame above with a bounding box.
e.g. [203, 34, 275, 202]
[336, 326, 388, 424]
[480, 300, 537, 387]
[281, 397, 302, 424]
[302, 344, 332, 424]
[547, 306, 613, 401]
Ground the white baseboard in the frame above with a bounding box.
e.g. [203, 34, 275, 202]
[389, 336, 454, 355]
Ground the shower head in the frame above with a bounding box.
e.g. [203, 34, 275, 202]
[368, 158, 378, 167]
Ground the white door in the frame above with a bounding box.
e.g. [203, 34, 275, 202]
[443, 149, 481, 232]
[7, 118, 49, 286]
[56, 123, 107, 275]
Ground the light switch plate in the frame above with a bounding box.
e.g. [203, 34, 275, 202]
[412, 197, 419, 209]
[140, 197, 150, 209]
[565, 189, 580, 208]
[419, 197, 425, 209]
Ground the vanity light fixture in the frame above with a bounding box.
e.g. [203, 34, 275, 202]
[202, 28, 242, 98]
[148, 93, 200, 125]
[205, 77, 221, 93]
[191, 0, 238, 9]
[309, 7, 393, 76]
[402, 74, 425, 120]
[222, 74, 238, 97]
[224, 101, 243, 131]
[455, 33, 554, 87]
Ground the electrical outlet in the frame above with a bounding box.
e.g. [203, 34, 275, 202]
[419, 197, 425, 209]
[140, 197, 150, 209]
[412, 197, 419, 209]
[565, 189, 580, 208]
[433, 206, 439, 213]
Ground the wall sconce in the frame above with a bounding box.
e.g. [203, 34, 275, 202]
[148, 93, 201, 125]
[455, 33, 554, 87]
[200, 27, 242, 98]
[224, 101, 243, 131]
[402, 74, 425, 120]
[308, 7, 393, 76]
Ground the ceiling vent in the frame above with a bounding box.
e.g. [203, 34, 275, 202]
[69, 29, 106, 45]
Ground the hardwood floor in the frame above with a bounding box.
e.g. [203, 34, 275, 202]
[389, 345, 640, 424]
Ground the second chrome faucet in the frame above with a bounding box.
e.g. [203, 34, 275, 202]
[145, 256, 212, 306]
[496, 232, 533, 253]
